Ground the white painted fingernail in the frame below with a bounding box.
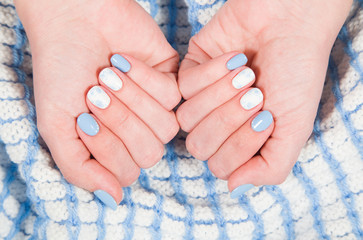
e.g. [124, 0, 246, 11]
[99, 68, 123, 91]
[87, 86, 110, 109]
[240, 88, 263, 110]
[232, 68, 255, 89]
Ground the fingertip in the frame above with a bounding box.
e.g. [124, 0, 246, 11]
[226, 53, 248, 70]
[230, 184, 255, 199]
[98, 68, 123, 92]
[94, 189, 121, 211]
[227, 155, 269, 192]
[76, 113, 100, 137]
[111, 54, 131, 73]
[251, 110, 274, 133]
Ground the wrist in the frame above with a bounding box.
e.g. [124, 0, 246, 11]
[14, 1, 85, 40]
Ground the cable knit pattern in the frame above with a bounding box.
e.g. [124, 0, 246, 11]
[0, 0, 362, 239]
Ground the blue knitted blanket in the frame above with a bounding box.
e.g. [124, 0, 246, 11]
[0, 0, 362, 239]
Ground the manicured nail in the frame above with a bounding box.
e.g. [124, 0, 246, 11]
[87, 86, 110, 109]
[226, 53, 248, 70]
[232, 68, 255, 89]
[252, 110, 273, 132]
[77, 113, 99, 136]
[94, 190, 118, 210]
[111, 54, 131, 73]
[240, 88, 263, 110]
[230, 184, 254, 199]
[99, 68, 123, 91]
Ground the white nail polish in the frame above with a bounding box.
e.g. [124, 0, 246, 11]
[240, 88, 263, 110]
[99, 68, 123, 91]
[87, 86, 110, 109]
[232, 68, 255, 89]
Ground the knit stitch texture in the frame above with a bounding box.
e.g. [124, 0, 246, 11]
[0, 0, 362, 239]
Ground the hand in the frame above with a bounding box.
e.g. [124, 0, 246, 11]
[178, 0, 352, 197]
[15, 0, 181, 207]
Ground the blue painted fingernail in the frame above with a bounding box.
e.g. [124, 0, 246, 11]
[94, 190, 118, 210]
[251, 110, 273, 132]
[230, 184, 254, 199]
[77, 113, 99, 136]
[111, 54, 131, 72]
[226, 53, 248, 70]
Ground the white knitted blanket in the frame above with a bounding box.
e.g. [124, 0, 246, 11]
[0, 0, 362, 239]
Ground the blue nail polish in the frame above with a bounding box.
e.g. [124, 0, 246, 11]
[111, 54, 131, 72]
[226, 53, 248, 70]
[94, 190, 118, 210]
[77, 113, 99, 136]
[251, 110, 273, 132]
[230, 184, 254, 199]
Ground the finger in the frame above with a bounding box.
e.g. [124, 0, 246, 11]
[208, 111, 274, 180]
[177, 67, 255, 132]
[110, 54, 181, 110]
[186, 88, 264, 160]
[178, 51, 248, 99]
[227, 130, 302, 200]
[86, 86, 164, 169]
[76, 113, 140, 187]
[37, 114, 123, 210]
[97, 68, 179, 144]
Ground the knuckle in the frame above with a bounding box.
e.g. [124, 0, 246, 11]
[141, 143, 164, 169]
[162, 113, 180, 144]
[177, 70, 191, 100]
[213, 110, 232, 129]
[186, 135, 205, 160]
[267, 167, 289, 185]
[176, 105, 191, 132]
[165, 82, 182, 111]
[115, 108, 131, 126]
[208, 158, 228, 180]
[122, 167, 141, 186]
[130, 91, 144, 107]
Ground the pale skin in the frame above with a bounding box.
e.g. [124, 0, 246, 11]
[178, 0, 353, 192]
[14, 0, 181, 205]
[14, 0, 353, 206]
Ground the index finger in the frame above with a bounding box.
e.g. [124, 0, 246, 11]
[179, 52, 248, 99]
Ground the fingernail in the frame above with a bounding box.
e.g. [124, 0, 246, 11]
[240, 88, 263, 110]
[232, 68, 255, 89]
[99, 68, 123, 91]
[87, 86, 110, 109]
[252, 110, 273, 132]
[226, 53, 248, 70]
[77, 113, 99, 136]
[111, 54, 131, 73]
[230, 184, 254, 199]
[94, 190, 118, 210]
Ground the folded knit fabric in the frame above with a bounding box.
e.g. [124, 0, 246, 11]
[0, 0, 362, 239]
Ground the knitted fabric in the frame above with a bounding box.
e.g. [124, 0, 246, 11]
[0, 0, 363, 239]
